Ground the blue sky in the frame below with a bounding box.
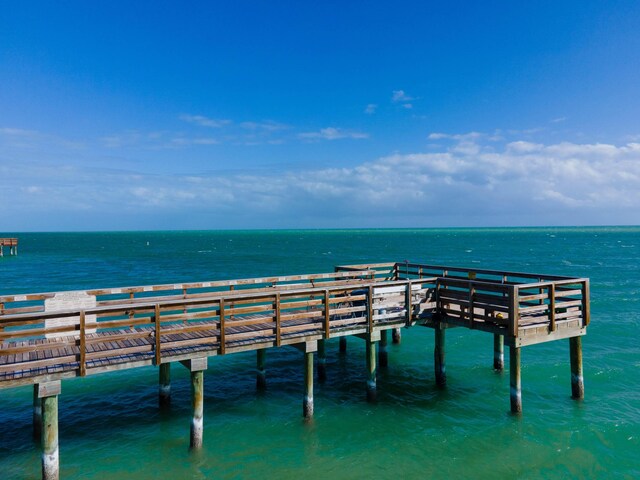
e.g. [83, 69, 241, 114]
[2, 1, 640, 230]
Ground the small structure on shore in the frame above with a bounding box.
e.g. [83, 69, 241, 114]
[0, 238, 18, 257]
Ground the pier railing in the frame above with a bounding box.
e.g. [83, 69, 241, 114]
[1, 261, 589, 385]
[340, 262, 590, 340]
[1, 277, 436, 382]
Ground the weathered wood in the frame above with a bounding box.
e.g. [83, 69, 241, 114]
[275, 293, 281, 347]
[219, 299, 226, 355]
[366, 336, 377, 401]
[434, 326, 446, 387]
[493, 334, 504, 371]
[510, 346, 522, 413]
[303, 351, 314, 418]
[367, 286, 374, 332]
[570, 336, 584, 399]
[256, 349, 266, 390]
[509, 286, 520, 338]
[190, 370, 204, 449]
[582, 280, 591, 326]
[159, 363, 171, 407]
[79, 311, 86, 376]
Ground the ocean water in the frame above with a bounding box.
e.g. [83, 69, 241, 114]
[0, 227, 638, 479]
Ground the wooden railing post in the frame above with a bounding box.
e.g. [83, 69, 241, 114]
[509, 286, 519, 338]
[367, 285, 374, 333]
[405, 280, 412, 326]
[582, 280, 591, 327]
[79, 310, 86, 376]
[323, 289, 330, 339]
[154, 304, 161, 365]
[219, 299, 226, 355]
[275, 293, 281, 347]
[549, 283, 556, 332]
[468, 283, 475, 329]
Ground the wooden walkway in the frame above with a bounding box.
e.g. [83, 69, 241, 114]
[0, 261, 590, 480]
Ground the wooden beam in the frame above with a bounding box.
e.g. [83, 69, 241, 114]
[219, 299, 226, 355]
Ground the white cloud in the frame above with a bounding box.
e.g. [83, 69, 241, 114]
[298, 127, 369, 140]
[179, 114, 231, 128]
[240, 121, 288, 132]
[364, 104, 378, 115]
[0, 127, 40, 137]
[170, 137, 219, 146]
[4, 130, 640, 229]
[392, 90, 414, 102]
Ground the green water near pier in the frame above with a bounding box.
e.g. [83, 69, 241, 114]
[0, 227, 638, 479]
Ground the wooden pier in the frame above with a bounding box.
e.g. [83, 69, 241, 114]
[0, 261, 590, 480]
[0, 238, 18, 257]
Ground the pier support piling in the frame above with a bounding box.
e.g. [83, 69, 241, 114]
[256, 349, 267, 390]
[509, 346, 522, 414]
[570, 336, 584, 399]
[493, 334, 504, 371]
[159, 363, 171, 407]
[379, 329, 388, 368]
[366, 337, 377, 401]
[317, 340, 327, 382]
[303, 351, 314, 418]
[392, 327, 402, 344]
[339, 336, 347, 354]
[181, 357, 207, 450]
[434, 326, 446, 387]
[38, 381, 61, 480]
[33, 385, 42, 442]
[190, 370, 204, 449]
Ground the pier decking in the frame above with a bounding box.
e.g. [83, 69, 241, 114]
[0, 261, 590, 480]
[0, 238, 18, 256]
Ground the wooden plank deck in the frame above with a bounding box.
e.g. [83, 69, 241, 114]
[0, 262, 589, 389]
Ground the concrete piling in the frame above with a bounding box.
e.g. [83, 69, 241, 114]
[493, 334, 504, 371]
[510, 346, 522, 413]
[570, 336, 584, 399]
[159, 363, 171, 407]
[303, 351, 314, 418]
[366, 337, 377, 401]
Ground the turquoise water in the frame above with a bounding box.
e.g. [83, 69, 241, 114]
[0, 228, 638, 479]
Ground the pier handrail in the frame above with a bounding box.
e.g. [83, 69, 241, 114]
[0, 261, 590, 393]
[0, 269, 377, 316]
